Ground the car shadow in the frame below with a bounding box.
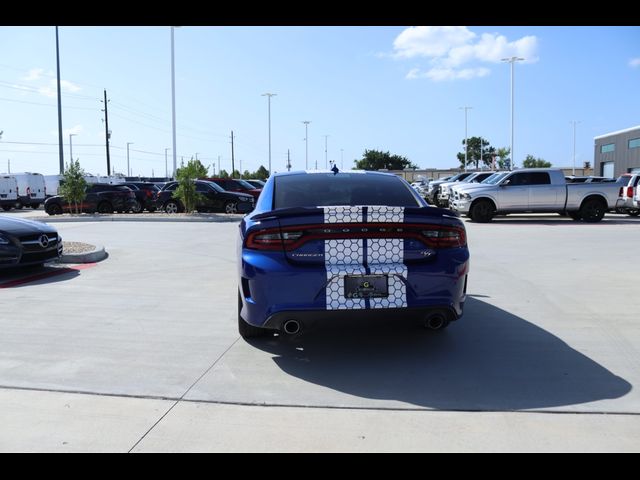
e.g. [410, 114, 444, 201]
[462, 215, 640, 226]
[0, 264, 82, 289]
[248, 297, 631, 411]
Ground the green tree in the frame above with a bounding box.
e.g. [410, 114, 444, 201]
[231, 169, 241, 179]
[457, 137, 496, 169]
[173, 158, 208, 213]
[354, 149, 417, 171]
[522, 155, 552, 168]
[254, 165, 270, 180]
[496, 147, 511, 170]
[243, 170, 252, 179]
[219, 169, 230, 179]
[58, 159, 87, 214]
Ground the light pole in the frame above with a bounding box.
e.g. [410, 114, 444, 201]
[340, 148, 344, 170]
[571, 121, 581, 175]
[323, 134, 329, 169]
[69, 133, 76, 163]
[170, 26, 180, 179]
[55, 26, 64, 174]
[502, 56, 524, 170]
[262, 93, 276, 175]
[126, 142, 134, 177]
[302, 121, 311, 169]
[459, 106, 472, 172]
[164, 148, 170, 179]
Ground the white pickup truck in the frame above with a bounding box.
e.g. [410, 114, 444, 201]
[451, 168, 622, 223]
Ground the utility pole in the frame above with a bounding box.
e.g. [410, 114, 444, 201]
[231, 130, 235, 178]
[262, 93, 276, 176]
[164, 148, 170, 179]
[101, 89, 111, 175]
[302, 121, 311, 169]
[287, 149, 291, 171]
[55, 26, 64, 174]
[217, 155, 221, 176]
[323, 135, 329, 169]
[126, 142, 134, 177]
[459, 106, 472, 172]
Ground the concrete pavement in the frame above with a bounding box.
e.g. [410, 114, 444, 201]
[0, 215, 638, 451]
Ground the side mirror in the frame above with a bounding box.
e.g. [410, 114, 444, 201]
[500, 179, 511, 186]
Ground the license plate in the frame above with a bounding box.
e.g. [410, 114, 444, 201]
[344, 274, 388, 299]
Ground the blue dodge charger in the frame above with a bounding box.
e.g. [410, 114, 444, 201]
[237, 170, 469, 337]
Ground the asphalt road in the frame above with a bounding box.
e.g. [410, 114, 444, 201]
[0, 214, 638, 452]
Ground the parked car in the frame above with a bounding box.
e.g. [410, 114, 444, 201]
[0, 215, 63, 268]
[244, 179, 266, 189]
[1, 172, 46, 209]
[426, 173, 470, 205]
[157, 180, 254, 214]
[44, 184, 137, 215]
[119, 182, 160, 212]
[237, 170, 469, 338]
[0, 176, 20, 211]
[202, 177, 262, 200]
[451, 168, 622, 222]
[449, 172, 510, 207]
[614, 174, 640, 216]
[439, 171, 495, 208]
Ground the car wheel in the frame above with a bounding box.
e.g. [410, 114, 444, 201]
[225, 201, 238, 214]
[131, 200, 143, 213]
[15, 201, 23, 210]
[567, 211, 582, 221]
[46, 203, 63, 216]
[580, 198, 606, 223]
[470, 200, 494, 223]
[165, 201, 181, 214]
[1, 206, 11, 211]
[628, 209, 640, 217]
[97, 201, 113, 214]
[238, 290, 271, 338]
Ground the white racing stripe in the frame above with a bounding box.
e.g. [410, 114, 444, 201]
[322, 206, 407, 310]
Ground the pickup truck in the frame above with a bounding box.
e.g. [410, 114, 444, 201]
[615, 173, 639, 216]
[451, 168, 622, 223]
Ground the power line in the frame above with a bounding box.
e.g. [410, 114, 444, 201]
[0, 96, 96, 110]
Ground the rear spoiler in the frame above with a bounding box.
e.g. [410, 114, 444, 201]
[251, 205, 460, 221]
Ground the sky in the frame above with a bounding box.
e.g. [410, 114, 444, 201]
[0, 25, 639, 178]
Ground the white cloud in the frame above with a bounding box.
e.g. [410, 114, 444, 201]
[407, 66, 491, 81]
[629, 58, 640, 68]
[393, 26, 538, 81]
[63, 125, 83, 136]
[37, 79, 82, 98]
[23, 68, 45, 81]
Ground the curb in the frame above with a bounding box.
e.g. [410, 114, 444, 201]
[59, 245, 108, 264]
[30, 214, 243, 224]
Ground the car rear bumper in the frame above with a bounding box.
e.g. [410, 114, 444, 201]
[239, 249, 469, 329]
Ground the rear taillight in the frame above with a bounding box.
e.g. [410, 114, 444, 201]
[421, 227, 466, 249]
[245, 223, 466, 251]
[246, 230, 303, 250]
[627, 186, 634, 198]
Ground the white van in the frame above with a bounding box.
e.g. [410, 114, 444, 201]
[0, 175, 19, 211]
[44, 174, 65, 198]
[7, 172, 47, 209]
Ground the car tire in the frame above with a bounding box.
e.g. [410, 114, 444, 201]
[131, 200, 143, 213]
[97, 201, 113, 214]
[238, 291, 271, 338]
[165, 200, 181, 214]
[628, 209, 639, 217]
[580, 198, 606, 223]
[1, 206, 11, 211]
[567, 211, 582, 221]
[225, 201, 238, 214]
[470, 200, 494, 223]
[46, 203, 63, 216]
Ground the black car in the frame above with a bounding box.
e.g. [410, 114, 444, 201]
[0, 216, 63, 268]
[157, 180, 254, 214]
[119, 182, 160, 212]
[44, 184, 138, 215]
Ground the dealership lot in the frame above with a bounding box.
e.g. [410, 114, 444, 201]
[0, 216, 639, 451]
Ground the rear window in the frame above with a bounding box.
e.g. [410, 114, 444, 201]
[274, 173, 421, 208]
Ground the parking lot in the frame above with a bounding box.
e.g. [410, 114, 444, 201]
[1, 215, 639, 451]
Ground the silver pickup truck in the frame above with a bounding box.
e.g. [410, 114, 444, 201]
[451, 168, 622, 223]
